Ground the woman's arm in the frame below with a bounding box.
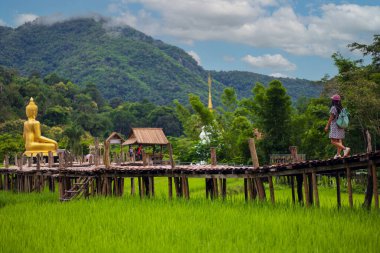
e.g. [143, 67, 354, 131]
[324, 114, 335, 132]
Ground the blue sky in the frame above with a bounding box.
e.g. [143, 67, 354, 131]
[0, 0, 379, 80]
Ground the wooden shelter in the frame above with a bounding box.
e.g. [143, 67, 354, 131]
[104, 132, 124, 168]
[122, 128, 169, 165]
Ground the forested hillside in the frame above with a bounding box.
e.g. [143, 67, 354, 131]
[0, 17, 321, 105]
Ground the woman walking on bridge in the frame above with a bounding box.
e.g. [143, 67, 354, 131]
[324, 94, 350, 158]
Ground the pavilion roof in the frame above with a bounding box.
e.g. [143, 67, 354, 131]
[122, 128, 169, 146]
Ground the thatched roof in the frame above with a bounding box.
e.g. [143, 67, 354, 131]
[122, 128, 169, 146]
[105, 132, 124, 144]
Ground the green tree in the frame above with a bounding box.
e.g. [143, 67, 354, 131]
[254, 80, 292, 157]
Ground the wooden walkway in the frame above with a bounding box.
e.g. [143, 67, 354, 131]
[0, 151, 379, 208]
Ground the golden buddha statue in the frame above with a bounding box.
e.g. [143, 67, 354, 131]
[23, 97, 58, 156]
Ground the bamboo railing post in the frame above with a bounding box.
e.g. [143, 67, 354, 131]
[18, 154, 23, 170]
[346, 165, 353, 208]
[95, 137, 99, 166]
[371, 161, 378, 209]
[336, 172, 341, 209]
[14, 153, 17, 166]
[312, 171, 319, 207]
[59, 152, 64, 169]
[248, 138, 266, 200]
[48, 151, 53, 168]
[27, 155, 32, 167]
[4, 155, 9, 169]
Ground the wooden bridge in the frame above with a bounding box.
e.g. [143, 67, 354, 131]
[1, 148, 379, 209]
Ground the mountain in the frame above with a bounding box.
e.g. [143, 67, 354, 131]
[0, 17, 322, 105]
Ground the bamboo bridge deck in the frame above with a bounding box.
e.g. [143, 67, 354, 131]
[0, 151, 379, 208]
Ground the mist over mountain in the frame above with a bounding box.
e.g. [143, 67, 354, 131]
[0, 17, 322, 105]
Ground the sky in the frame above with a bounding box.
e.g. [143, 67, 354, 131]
[0, 0, 379, 80]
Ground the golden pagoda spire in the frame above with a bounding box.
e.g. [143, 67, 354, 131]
[208, 73, 213, 111]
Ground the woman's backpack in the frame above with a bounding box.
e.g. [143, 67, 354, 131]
[336, 108, 349, 129]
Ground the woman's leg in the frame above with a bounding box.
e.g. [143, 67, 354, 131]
[331, 138, 345, 156]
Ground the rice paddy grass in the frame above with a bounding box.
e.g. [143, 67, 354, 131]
[0, 178, 379, 253]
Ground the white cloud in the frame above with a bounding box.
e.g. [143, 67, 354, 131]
[188, 50, 201, 65]
[110, 1, 380, 57]
[270, 72, 294, 78]
[223, 56, 235, 62]
[242, 54, 296, 71]
[14, 13, 39, 26]
[0, 19, 6, 26]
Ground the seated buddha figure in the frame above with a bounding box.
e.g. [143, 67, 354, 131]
[23, 97, 58, 156]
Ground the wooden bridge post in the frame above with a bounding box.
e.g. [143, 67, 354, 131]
[207, 148, 217, 199]
[303, 173, 310, 207]
[268, 176, 275, 204]
[131, 178, 136, 196]
[222, 178, 226, 199]
[290, 176, 296, 204]
[243, 179, 248, 201]
[138, 177, 142, 198]
[249, 138, 266, 201]
[312, 171, 319, 207]
[181, 176, 189, 199]
[290, 146, 304, 204]
[346, 164, 353, 208]
[168, 143, 175, 200]
[371, 161, 378, 209]
[336, 172, 341, 209]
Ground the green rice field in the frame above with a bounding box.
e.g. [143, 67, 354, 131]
[0, 178, 379, 253]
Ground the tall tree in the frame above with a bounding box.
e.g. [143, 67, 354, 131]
[254, 80, 292, 157]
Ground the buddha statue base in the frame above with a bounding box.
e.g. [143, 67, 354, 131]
[23, 151, 57, 157]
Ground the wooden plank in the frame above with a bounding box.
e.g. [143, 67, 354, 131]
[312, 171, 319, 207]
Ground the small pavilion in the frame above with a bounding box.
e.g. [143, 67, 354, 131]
[104, 132, 125, 168]
[122, 128, 169, 165]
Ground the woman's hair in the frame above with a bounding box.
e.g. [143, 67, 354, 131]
[332, 100, 342, 114]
